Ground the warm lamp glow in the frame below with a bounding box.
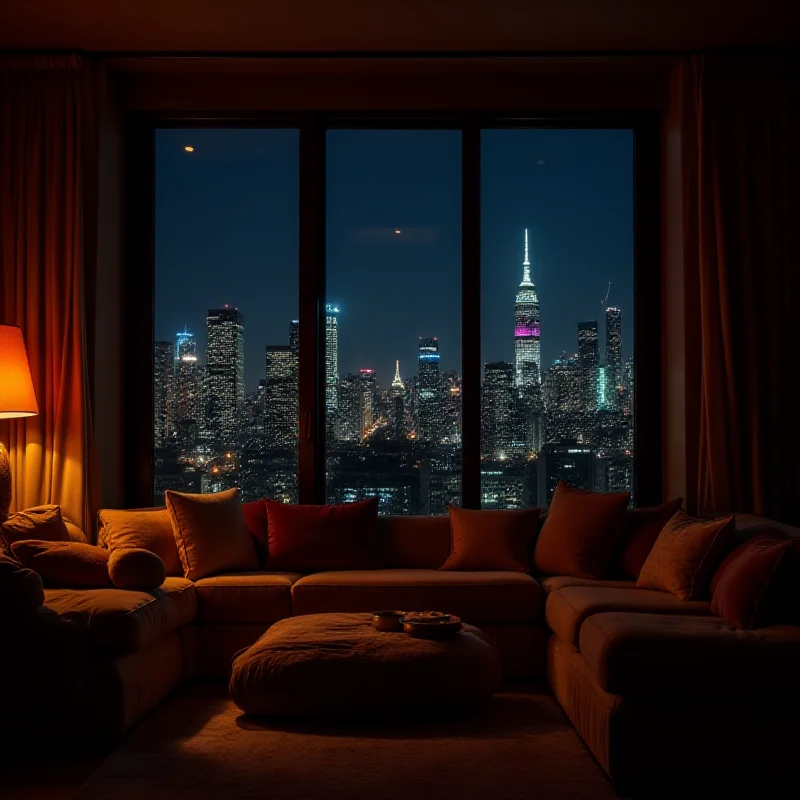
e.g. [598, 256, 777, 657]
[0, 325, 38, 419]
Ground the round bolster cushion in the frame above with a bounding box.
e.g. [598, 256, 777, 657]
[108, 547, 167, 591]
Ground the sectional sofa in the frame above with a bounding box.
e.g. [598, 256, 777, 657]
[10, 512, 800, 790]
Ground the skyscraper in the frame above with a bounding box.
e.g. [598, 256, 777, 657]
[205, 306, 244, 451]
[482, 361, 514, 459]
[264, 345, 297, 449]
[358, 368, 376, 438]
[417, 337, 441, 443]
[289, 319, 299, 356]
[391, 360, 405, 398]
[153, 341, 174, 449]
[174, 329, 201, 435]
[325, 304, 339, 433]
[577, 321, 599, 367]
[514, 228, 541, 393]
[337, 374, 361, 441]
[605, 306, 622, 368]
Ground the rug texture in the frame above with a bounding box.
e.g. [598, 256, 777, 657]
[78, 684, 615, 800]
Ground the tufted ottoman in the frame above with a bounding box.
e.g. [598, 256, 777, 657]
[229, 612, 501, 716]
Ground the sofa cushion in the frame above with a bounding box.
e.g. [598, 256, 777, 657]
[11, 540, 111, 587]
[193, 572, 302, 623]
[43, 576, 197, 658]
[534, 482, 630, 579]
[378, 515, 451, 569]
[108, 547, 167, 591]
[291, 569, 544, 624]
[99, 507, 182, 576]
[441, 506, 541, 572]
[579, 611, 800, 697]
[614, 499, 684, 579]
[546, 586, 712, 648]
[1, 504, 71, 548]
[540, 576, 637, 594]
[166, 488, 260, 580]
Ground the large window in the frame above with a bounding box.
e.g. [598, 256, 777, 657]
[145, 118, 652, 512]
[325, 130, 462, 514]
[153, 129, 299, 505]
[480, 130, 634, 508]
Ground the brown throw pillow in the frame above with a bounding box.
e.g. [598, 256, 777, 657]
[108, 548, 167, 591]
[1, 505, 70, 549]
[533, 482, 631, 579]
[441, 507, 541, 572]
[615, 498, 684, 579]
[711, 534, 799, 629]
[10, 540, 111, 588]
[0, 554, 45, 614]
[637, 511, 734, 600]
[99, 507, 182, 576]
[266, 497, 381, 573]
[166, 488, 259, 580]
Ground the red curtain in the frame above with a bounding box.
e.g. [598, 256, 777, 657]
[0, 55, 99, 532]
[688, 56, 800, 523]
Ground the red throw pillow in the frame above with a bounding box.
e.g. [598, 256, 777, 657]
[533, 482, 631, 579]
[266, 498, 380, 573]
[242, 498, 269, 564]
[615, 498, 684, 579]
[10, 540, 111, 588]
[711, 535, 799, 629]
[441, 507, 541, 571]
[710, 528, 790, 597]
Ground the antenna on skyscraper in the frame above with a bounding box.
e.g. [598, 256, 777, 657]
[601, 282, 611, 310]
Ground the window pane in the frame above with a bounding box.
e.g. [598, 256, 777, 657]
[481, 130, 634, 508]
[153, 129, 299, 505]
[326, 130, 462, 514]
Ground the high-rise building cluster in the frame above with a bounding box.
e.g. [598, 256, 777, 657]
[154, 229, 633, 511]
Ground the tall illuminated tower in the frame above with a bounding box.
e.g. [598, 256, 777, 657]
[391, 360, 405, 398]
[265, 345, 297, 449]
[174, 328, 201, 428]
[417, 337, 441, 443]
[325, 304, 339, 433]
[206, 306, 244, 450]
[514, 229, 541, 394]
[153, 341, 174, 449]
[605, 307, 622, 369]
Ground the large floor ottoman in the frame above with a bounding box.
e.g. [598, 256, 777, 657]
[230, 612, 502, 716]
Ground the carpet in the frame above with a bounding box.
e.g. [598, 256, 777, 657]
[78, 684, 616, 800]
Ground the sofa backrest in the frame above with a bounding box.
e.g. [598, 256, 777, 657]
[377, 515, 451, 570]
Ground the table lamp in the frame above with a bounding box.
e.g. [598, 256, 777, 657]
[0, 325, 38, 522]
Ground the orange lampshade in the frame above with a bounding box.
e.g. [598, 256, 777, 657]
[0, 325, 38, 419]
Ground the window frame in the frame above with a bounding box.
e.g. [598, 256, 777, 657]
[125, 110, 661, 510]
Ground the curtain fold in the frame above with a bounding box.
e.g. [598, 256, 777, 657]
[0, 54, 99, 532]
[689, 55, 800, 523]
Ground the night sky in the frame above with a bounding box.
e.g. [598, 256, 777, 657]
[155, 128, 633, 392]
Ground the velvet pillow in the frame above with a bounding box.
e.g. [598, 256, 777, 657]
[0, 553, 45, 614]
[242, 498, 269, 564]
[99, 507, 182, 576]
[165, 488, 259, 580]
[710, 528, 789, 597]
[108, 548, 167, 591]
[711, 535, 799, 629]
[10, 540, 111, 588]
[533, 482, 631, 579]
[615, 498, 684, 579]
[441, 506, 541, 572]
[266, 497, 380, 573]
[637, 511, 734, 600]
[1, 505, 70, 549]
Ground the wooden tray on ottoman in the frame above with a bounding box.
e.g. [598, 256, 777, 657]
[229, 612, 501, 717]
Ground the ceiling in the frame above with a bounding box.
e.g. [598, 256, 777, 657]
[1, 0, 798, 53]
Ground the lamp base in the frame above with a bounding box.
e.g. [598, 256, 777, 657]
[0, 442, 11, 523]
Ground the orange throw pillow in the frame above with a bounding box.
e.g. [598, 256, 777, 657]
[99, 507, 182, 576]
[1, 505, 70, 548]
[266, 497, 380, 573]
[637, 511, 734, 600]
[10, 540, 111, 588]
[441, 507, 541, 571]
[615, 498, 684, 579]
[108, 548, 167, 591]
[711, 534, 798, 629]
[166, 488, 259, 580]
[533, 482, 631, 579]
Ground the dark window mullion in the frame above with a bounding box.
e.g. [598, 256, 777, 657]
[461, 123, 482, 509]
[298, 115, 327, 504]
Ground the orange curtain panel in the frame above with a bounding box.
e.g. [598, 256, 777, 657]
[0, 55, 98, 531]
[687, 56, 800, 523]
